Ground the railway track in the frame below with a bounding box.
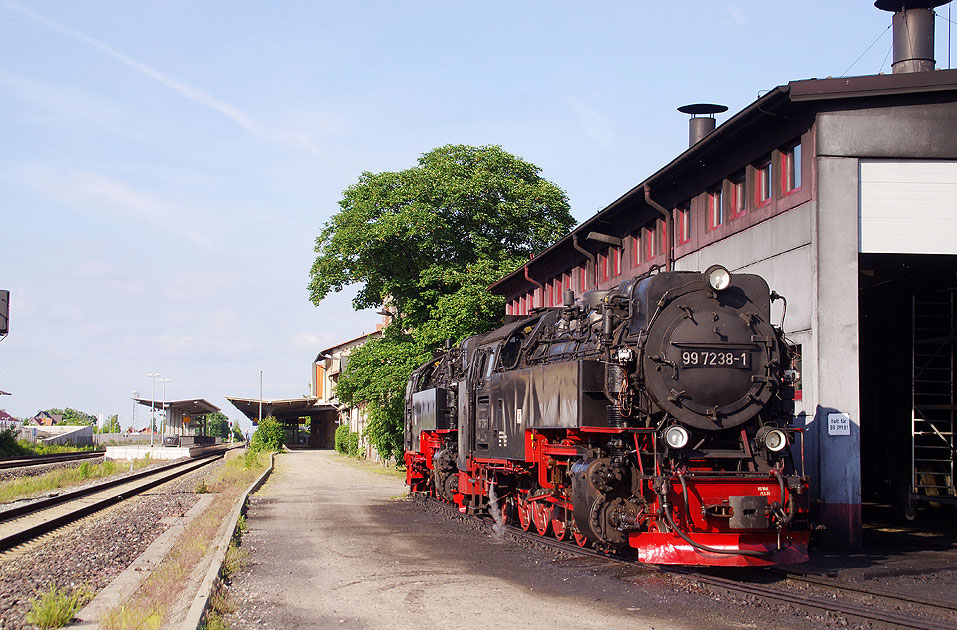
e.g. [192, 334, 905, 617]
[0, 450, 104, 469]
[0, 454, 224, 551]
[421, 494, 957, 630]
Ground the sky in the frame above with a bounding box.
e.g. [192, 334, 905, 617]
[0, 1, 953, 431]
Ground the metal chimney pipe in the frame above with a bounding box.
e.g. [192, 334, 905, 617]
[875, 0, 951, 73]
[678, 104, 728, 148]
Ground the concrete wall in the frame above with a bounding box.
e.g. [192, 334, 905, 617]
[814, 156, 863, 547]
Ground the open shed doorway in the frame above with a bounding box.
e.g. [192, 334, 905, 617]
[859, 253, 957, 519]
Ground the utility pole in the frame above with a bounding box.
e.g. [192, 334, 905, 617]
[147, 374, 159, 447]
[159, 378, 171, 439]
[259, 369, 263, 425]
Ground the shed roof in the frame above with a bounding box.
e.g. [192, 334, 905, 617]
[489, 69, 957, 297]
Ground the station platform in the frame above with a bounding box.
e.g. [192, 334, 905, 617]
[105, 442, 236, 461]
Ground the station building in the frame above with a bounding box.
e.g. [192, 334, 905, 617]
[314, 330, 383, 459]
[490, 1, 957, 546]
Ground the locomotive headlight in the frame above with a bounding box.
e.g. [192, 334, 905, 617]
[757, 426, 788, 452]
[663, 425, 690, 449]
[704, 264, 732, 292]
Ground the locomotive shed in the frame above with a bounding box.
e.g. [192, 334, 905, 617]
[487, 1, 957, 549]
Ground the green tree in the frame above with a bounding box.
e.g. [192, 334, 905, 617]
[309, 144, 573, 460]
[250, 416, 284, 452]
[46, 408, 96, 426]
[205, 411, 230, 439]
[101, 414, 121, 433]
[231, 421, 244, 442]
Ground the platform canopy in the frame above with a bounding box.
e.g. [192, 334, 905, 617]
[225, 396, 335, 424]
[133, 398, 220, 415]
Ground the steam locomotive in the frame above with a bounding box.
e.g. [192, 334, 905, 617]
[404, 265, 810, 566]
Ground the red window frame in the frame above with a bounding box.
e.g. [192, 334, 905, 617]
[610, 247, 621, 277]
[782, 142, 801, 194]
[631, 232, 641, 266]
[706, 188, 723, 230]
[645, 224, 657, 261]
[755, 159, 772, 206]
[658, 219, 668, 256]
[676, 205, 691, 244]
[729, 172, 746, 218]
[579, 266, 586, 293]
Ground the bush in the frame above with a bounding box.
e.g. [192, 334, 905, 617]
[0, 428, 28, 457]
[334, 423, 350, 454]
[346, 431, 361, 458]
[249, 416, 283, 453]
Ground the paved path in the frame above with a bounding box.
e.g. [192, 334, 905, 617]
[223, 450, 763, 630]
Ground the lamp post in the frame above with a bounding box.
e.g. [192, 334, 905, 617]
[159, 378, 171, 440]
[131, 389, 138, 433]
[147, 374, 160, 447]
[259, 369, 263, 425]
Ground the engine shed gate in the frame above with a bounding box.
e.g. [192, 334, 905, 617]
[911, 290, 957, 512]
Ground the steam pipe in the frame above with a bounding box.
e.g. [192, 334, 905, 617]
[643, 185, 673, 272]
[572, 232, 598, 290]
[524, 264, 545, 308]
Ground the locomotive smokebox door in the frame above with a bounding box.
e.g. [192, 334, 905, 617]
[641, 274, 779, 430]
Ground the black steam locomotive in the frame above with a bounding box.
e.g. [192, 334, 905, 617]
[404, 265, 809, 566]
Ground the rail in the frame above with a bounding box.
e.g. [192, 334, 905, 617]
[0, 453, 226, 551]
[0, 451, 104, 470]
[420, 493, 957, 630]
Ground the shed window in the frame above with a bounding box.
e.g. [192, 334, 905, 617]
[676, 205, 691, 244]
[730, 172, 746, 218]
[755, 159, 772, 205]
[783, 143, 802, 193]
[707, 188, 723, 230]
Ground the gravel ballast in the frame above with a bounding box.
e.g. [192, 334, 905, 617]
[0, 460, 222, 629]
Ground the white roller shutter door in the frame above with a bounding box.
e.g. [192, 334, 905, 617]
[859, 160, 957, 254]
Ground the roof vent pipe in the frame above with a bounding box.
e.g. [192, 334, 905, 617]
[875, 0, 951, 73]
[678, 103, 728, 147]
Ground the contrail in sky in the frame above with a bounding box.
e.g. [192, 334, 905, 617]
[1, 0, 338, 167]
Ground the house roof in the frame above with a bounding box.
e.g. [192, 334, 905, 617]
[489, 68, 957, 297]
[316, 329, 382, 360]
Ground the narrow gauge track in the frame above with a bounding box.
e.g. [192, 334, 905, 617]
[0, 451, 104, 469]
[421, 495, 957, 630]
[0, 453, 225, 550]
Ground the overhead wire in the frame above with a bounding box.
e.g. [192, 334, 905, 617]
[841, 23, 892, 78]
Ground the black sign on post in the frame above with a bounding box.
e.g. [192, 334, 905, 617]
[0, 290, 8, 336]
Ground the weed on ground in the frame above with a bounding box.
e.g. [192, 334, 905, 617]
[0, 457, 153, 504]
[25, 584, 91, 629]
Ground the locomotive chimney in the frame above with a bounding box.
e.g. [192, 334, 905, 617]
[677, 103, 729, 147]
[875, 0, 951, 73]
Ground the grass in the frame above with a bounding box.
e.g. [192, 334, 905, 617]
[25, 584, 91, 629]
[0, 457, 154, 504]
[100, 451, 269, 630]
[333, 451, 406, 480]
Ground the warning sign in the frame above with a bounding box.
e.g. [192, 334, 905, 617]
[827, 412, 851, 436]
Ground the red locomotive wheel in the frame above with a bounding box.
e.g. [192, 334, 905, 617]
[551, 507, 569, 541]
[516, 496, 532, 531]
[532, 501, 551, 537]
[572, 529, 590, 548]
[499, 498, 511, 526]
